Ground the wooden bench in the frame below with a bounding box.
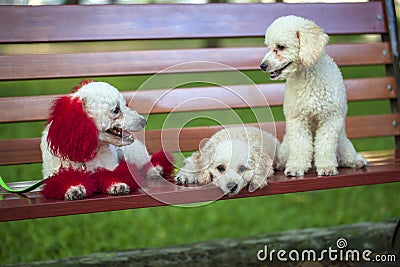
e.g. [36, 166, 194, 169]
[0, 0, 399, 222]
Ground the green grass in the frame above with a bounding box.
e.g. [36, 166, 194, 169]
[1, 183, 399, 265]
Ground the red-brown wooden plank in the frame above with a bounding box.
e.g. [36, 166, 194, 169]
[0, 95, 54, 123]
[0, 138, 42, 165]
[0, 152, 399, 222]
[345, 77, 397, 101]
[0, 43, 392, 80]
[1, 114, 399, 166]
[0, 3, 386, 43]
[127, 76, 397, 114]
[138, 114, 400, 153]
[0, 77, 396, 123]
[0, 77, 395, 123]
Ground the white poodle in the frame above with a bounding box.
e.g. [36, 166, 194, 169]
[260, 15, 367, 177]
[174, 126, 282, 195]
[40, 80, 172, 200]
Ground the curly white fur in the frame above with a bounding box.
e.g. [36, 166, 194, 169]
[175, 127, 282, 195]
[41, 82, 162, 197]
[260, 15, 367, 177]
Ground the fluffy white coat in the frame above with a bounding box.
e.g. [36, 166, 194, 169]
[260, 16, 367, 177]
[175, 126, 282, 195]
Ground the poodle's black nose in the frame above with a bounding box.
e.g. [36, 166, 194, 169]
[260, 62, 268, 71]
[139, 118, 147, 128]
[227, 182, 238, 193]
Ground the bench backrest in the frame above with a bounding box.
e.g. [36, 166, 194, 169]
[0, 1, 399, 174]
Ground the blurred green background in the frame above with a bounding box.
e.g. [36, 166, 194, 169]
[1, 4, 400, 266]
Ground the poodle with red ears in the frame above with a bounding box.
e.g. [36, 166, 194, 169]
[40, 80, 174, 200]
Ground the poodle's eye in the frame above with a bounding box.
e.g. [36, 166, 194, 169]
[112, 105, 120, 114]
[276, 44, 285, 51]
[216, 164, 226, 173]
[238, 165, 247, 173]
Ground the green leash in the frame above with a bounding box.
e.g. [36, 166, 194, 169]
[0, 176, 43, 194]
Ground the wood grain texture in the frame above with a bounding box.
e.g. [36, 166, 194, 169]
[0, 77, 396, 123]
[0, 2, 386, 43]
[1, 114, 399, 165]
[0, 150, 398, 222]
[138, 114, 400, 153]
[0, 43, 392, 80]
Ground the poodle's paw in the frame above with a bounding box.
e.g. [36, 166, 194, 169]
[284, 166, 307, 177]
[146, 165, 164, 179]
[174, 169, 198, 185]
[338, 153, 368, 169]
[249, 178, 268, 193]
[317, 166, 339, 176]
[352, 154, 368, 169]
[107, 182, 130, 195]
[65, 185, 87, 200]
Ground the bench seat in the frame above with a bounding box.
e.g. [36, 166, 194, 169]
[0, 1, 399, 221]
[1, 150, 399, 222]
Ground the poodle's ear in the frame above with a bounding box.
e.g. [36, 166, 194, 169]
[297, 21, 329, 68]
[248, 156, 274, 193]
[47, 95, 98, 162]
[197, 169, 213, 185]
[193, 150, 214, 185]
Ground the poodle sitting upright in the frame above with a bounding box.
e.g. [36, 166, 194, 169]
[260, 15, 367, 177]
[41, 80, 173, 200]
[174, 126, 282, 195]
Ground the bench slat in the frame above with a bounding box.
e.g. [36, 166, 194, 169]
[1, 114, 399, 166]
[0, 138, 42, 165]
[0, 3, 386, 43]
[0, 77, 396, 123]
[0, 150, 399, 222]
[140, 114, 400, 153]
[0, 43, 392, 80]
[128, 76, 397, 113]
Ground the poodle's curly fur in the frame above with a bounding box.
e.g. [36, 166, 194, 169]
[260, 15, 367, 177]
[174, 127, 282, 195]
[41, 81, 172, 200]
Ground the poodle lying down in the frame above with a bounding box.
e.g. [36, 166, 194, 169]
[41, 80, 173, 200]
[260, 15, 367, 177]
[175, 127, 282, 195]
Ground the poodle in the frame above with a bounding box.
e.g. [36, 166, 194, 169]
[174, 126, 282, 195]
[40, 80, 173, 200]
[259, 15, 367, 177]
